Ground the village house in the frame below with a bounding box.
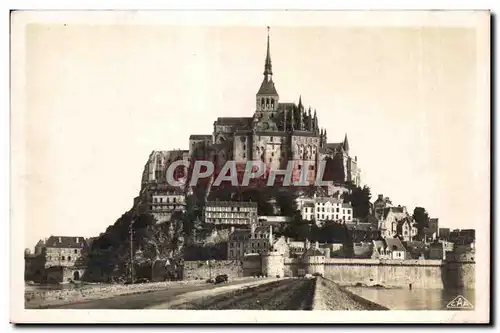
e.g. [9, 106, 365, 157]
[44, 236, 88, 269]
[296, 194, 353, 225]
[227, 229, 250, 260]
[371, 238, 408, 260]
[227, 225, 289, 260]
[149, 187, 186, 223]
[203, 201, 258, 229]
[377, 205, 418, 240]
[398, 219, 419, 242]
[247, 225, 274, 255]
[27, 236, 89, 283]
[372, 194, 393, 220]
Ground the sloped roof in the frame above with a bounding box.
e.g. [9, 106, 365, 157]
[383, 206, 407, 220]
[153, 186, 185, 195]
[405, 241, 425, 250]
[216, 117, 253, 128]
[303, 202, 314, 208]
[385, 238, 406, 252]
[257, 79, 278, 95]
[278, 102, 296, 110]
[326, 142, 343, 151]
[189, 134, 212, 140]
[229, 229, 251, 239]
[253, 226, 271, 234]
[205, 201, 258, 208]
[45, 236, 87, 249]
[304, 248, 324, 257]
[315, 197, 342, 204]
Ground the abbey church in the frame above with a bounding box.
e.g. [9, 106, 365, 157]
[142, 29, 361, 190]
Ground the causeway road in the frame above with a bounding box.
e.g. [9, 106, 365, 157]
[162, 278, 316, 310]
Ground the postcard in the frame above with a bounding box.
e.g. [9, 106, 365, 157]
[10, 10, 490, 324]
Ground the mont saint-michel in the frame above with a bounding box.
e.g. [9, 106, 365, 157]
[24, 27, 476, 313]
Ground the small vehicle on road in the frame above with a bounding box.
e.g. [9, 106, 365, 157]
[214, 274, 229, 284]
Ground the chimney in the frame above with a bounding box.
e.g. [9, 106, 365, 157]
[315, 241, 319, 249]
[230, 226, 235, 233]
[286, 237, 290, 244]
[58, 237, 61, 243]
[76, 237, 79, 243]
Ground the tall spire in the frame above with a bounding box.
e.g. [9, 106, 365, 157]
[314, 109, 318, 132]
[298, 95, 303, 110]
[343, 133, 350, 153]
[308, 107, 312, 130]
[257, 27, 278, 96]
[264, 26, 272, 77]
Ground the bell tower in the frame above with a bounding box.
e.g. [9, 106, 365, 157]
[254, 27, 279, 132]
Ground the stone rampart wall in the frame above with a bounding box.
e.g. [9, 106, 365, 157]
[182, 260, 243, 280]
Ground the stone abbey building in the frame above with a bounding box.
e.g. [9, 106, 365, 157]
[138, 29, 361, 221]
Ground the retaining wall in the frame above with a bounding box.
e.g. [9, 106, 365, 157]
[182, 260, 243, 280]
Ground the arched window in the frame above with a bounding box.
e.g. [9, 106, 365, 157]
[61, 256, 65, 261]
[261, 98, 265, 106]
[173, 197, 177, 203]
[68, 256, 71, 261]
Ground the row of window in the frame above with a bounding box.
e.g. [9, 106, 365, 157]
[206, 219, 249, 224]
[260, 97, 276, 108]
[315, 201, 346, 207]
[153, 197, 182, 204]
[205, 206, 256, 212]
[46, 249, 79, 254]
[47, 255, 75, 261]
[303, 214, 352, 221]
[205, 213, 251, 218]
[303, 207, 351, 214]
[150, 205, 185, 211]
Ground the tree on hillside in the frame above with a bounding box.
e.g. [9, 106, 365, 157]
[413, 207, 430, 231]
[240, 188, 274, 215]
[281, 210, 311, 241]
[275, 190, 298, 217]
[342, 185, 372, 218]
[314, 220, 350, 244]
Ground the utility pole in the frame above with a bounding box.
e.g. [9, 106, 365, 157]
[129, 219, 135, 283]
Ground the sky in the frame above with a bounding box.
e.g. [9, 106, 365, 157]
[21, 19, 489, 248]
